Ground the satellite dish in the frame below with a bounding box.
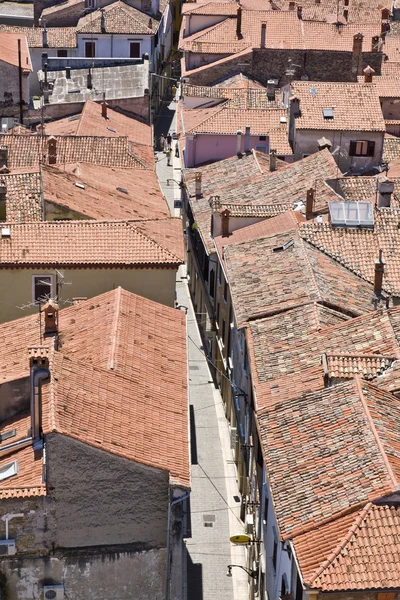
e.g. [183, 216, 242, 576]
[230, 534, 251, 545]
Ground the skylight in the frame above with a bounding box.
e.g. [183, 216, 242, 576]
[329, 201, 374, 228]
[0, 460, 18, 482]
[309, 88, 318, 95]
[322, 107, 334, 119]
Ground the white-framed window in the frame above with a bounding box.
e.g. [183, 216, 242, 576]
[32, 274, 53, 304]
[0, 460, 18, 482]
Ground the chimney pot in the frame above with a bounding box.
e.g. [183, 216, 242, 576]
[297, 5, 303, 18]
[236, 6, 242, 38]
[244, 125, 251, 153]
[306, 187, 315, 219]
[374, 250, 385, 295]
[221, 208, 230, 238]
[29, 347, 50, 442]
[352, 33, 363, 57]
[289, 1, 295, 9]
[47, 136, 57, 165]
[261, 23, 266, 48]
[363, 65, 375, 83]
[101, 101, 108, 119]
[195, 173, 202, 198]
[236, 129, 243, 156]
[41, 299, 59, 335]
[269, 149, 277, 172]
[377, 176, 394, 207]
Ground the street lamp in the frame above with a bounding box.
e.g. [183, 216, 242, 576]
[226, 564, 258, 579]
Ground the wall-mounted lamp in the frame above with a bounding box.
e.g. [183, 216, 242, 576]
[226, 564, 258, 579]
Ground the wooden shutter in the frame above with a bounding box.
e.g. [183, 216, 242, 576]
[349, 141, 357, 156]
[367, 140, 376, 156]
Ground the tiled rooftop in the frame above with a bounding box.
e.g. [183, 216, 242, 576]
[257, 380, 399, 539]
[300, 208, 400, 295]
[0, 288, 189, 490]
[291, 81, 386, 131]
[225, 231, 378, 328]
[182, 84, 281, 109]
[357, 74, 400, 97]
[0, 25, 77, 48]
[3, 171, 42, 223]
[76, 0, 157, 35]
[0, 220, 183, 267]
[383, 134, 400, 163]
[0, 32, 31, 71]
[182, 1, 239, 16]
[325, 353, 395, 380]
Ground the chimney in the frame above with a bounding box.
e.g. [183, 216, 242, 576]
[148, 18, 152, 29]
[306, 188, 314, 218]
[377, 176, 394, 207]
[65, 66, 71, 79]
[317, 136, 332, 151]
[291, 95, 300, 117]
[41, 52, 48, 69]
[244, 126, 251, 153]
[195, 173, 202, 197]
[47, 136, 57, 165]
[374, 249, 385, 295]
[297, 5, 303, 19]
[0, 148, 8, 169]
[41, 299, 59, 335]
[87, 70, 92, 89]
[269, 149, 277, 172]
[100, 8, 106, 33]
[267, 79, 275, 100]
[382, 7, 390, 19]
[363, 65, 375, 83]
[221, 208, 230, 238]
[289, 1, 295, 9]
[352, 33, 363, 57]
[236, 6, 242, 39]
[236, 129, 243, 155]
[42, 27, 48, 48]
[101, 101, 108, 119]
[36, 124, 45, 135]
[381, 21, 388, 36]
[261, 23, 266, 48]
[29, 347, 50, 442]
[343, 8, 348, 20]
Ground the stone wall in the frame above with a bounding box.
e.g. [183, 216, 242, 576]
[186, 48, 384, 87]
[0, 62, 29, 117]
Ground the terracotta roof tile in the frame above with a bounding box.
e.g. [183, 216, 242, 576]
[76, 1, 156, 34]
[182, 1, 239, 16]
[0, 25, 76, 48]
[257, 380, 398, 539]
[325, 353, 395, 380]
[0, 288, 189, 488]
[383, 134, 400, 163]
[3, 171, 42, 223]
[0, 220, 183, 267]
[0, 32, 31, 71]
[300, 209, 400, 295]
[182, 84, 281, 108]
[0, 444, 45, 499]
[292, 81, 386, 131]
[357, 75, 400, 97]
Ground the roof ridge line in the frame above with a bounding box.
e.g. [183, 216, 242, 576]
[299, 238, 322, 301]
[108, 286, 122, 370]
[251, 148, 264, 174]
[306, 502, 373, 586]
[131, 224, 183, 263]
[186, 101, 230, 134]
[355, 375, 399, 490]
[288, 499, 367, 540]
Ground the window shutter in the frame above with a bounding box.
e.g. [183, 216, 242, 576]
[367, 140, 375, 157]
[349, 141, 357, 156]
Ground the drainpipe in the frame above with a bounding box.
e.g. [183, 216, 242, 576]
[30, 366, 50, 442]
[165, 490, 191, 600]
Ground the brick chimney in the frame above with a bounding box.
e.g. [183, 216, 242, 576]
[244, 126, 251, 153]
[377, 176, 394, 208]
[374, 249, 385, 295]
[29, 347, 50, 442]
[101, 101, 108, 119]
[221, 208, 230, 238]
[297, 5, 303, 19]
[363, 65, 375, 83]
[47, 136, 57, 165]
[289, 1, 295, 9]
[236, 129, 243, 155]
[352, 33, 363, 57]
[269, 149, 277, 172]
[306, 188, 315, 219]
[261, 23, 266, 48]
[41, 299, 59, 335]
[236, 6, 242, 39]
[195, 173, 202, 197]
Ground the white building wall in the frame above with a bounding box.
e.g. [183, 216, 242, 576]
[76, 33, 152, 60]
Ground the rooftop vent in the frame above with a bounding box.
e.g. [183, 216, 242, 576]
[1, 227, 10, 238]
[107, 127, 117, 133]
[329, 201, 374, 228]
[273, 239, 294, 252]
[309, 87, 318, 95]
[117, 187, 128, 194]
[322, 107, 334, 119]
[75, 183, 85, 189]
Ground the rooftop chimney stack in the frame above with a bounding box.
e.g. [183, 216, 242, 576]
[306, 187, 315, 219]
[267, 79, 275, 100]
[343, 8, 348, 20]
[65, 66, 71, 79]
[236, 129, 243, 155]
[289, 1, 295, 9]
[195, 173, 202, 198]
[41, 299, 59, 335]
[87, 70, 92, 89]
[236, 6, 242, 39]
[269, 149, 277, 172]
[374, 249, 385, 295]
[244, 125, 251, 153]
[221, 208, 230, 238]
[261, 23, 266, 48]
[29, 347, 50, 442]
[352, 33, 363, 57]
[377, 176, 394, 208]
[297, 5, 303, 19]
[47, 136, 57, 165]
[371, 35, 380, 52]
[101, 101, 108, 119]
[42, 26, 48, 48]
[363, 65, 375, 83]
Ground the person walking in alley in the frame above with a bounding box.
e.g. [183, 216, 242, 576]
[167, 133, 172, 150]
[163, 135, 168, 152]
[166, 147, 172, 166]
[175, 142, 179, 158]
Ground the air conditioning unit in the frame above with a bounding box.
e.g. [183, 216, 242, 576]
[43, 585, 64, 600]
[245, 513, 254, 535]
[0, 539, 16, 555]
[230, 427, 237, 450]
